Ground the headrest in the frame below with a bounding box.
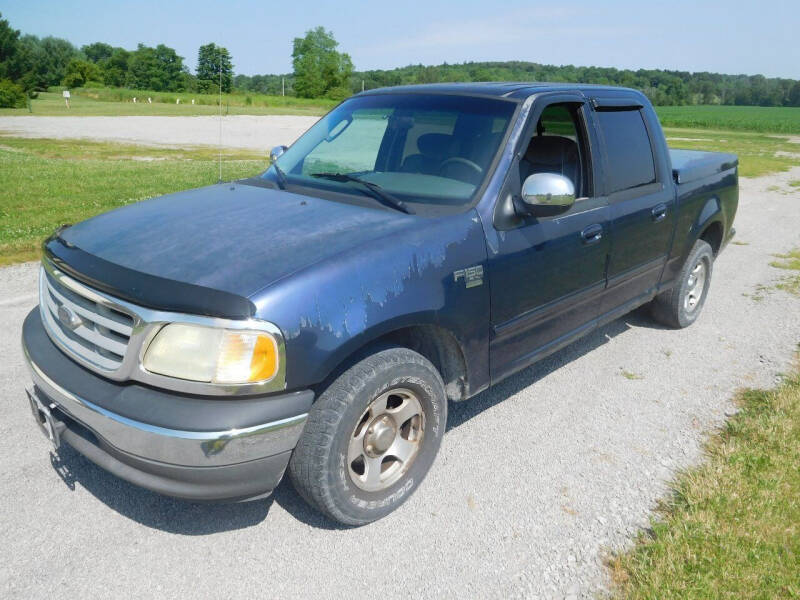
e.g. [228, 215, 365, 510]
[417, 133, 456, 159]
[524, 136, 578, 167]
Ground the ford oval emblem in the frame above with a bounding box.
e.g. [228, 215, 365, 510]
[57, 305, 82, 330]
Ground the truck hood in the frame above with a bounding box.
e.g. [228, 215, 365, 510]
[59, 182, 415, 298]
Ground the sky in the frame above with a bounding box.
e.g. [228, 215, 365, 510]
[2, 0, 799, 79]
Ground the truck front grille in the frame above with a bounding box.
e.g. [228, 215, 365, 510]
[39, 266, 134, 372]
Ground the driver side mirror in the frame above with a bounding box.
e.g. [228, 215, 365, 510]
[270, 145, 288, 162]
[519, 173, 575, 217]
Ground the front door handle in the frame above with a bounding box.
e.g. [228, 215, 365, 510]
[651, 203, 668, 223]
[580, 223, 603, 245]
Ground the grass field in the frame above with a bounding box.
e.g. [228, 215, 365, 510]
[0, 89, 335, 117]
[610, 351, 800, 599]
[663, 128, 800, 178]
[0, 137, 265, 265]
[656, 105, 800, 134]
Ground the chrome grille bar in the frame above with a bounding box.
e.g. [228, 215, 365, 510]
[39, 266, 134, 372]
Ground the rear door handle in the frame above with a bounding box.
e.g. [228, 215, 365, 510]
[651, 204, 668, 223]
[580, 223, 603, 245]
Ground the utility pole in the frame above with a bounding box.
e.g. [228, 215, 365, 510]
[362, 79, 365, 92]
[282, 77, 285, 96]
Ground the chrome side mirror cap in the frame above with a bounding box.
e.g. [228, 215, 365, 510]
[269, 145, 288, 162]
[520, 173, 575, 217]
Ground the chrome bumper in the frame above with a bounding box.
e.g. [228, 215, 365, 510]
[24, 348, 307, 469]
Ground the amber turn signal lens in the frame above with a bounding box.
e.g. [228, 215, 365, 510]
[249, 334, 278, 382]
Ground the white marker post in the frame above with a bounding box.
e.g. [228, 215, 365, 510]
[133, 97, 137, 103]
[62, 89, 70, 108]
[148, 97, 152, 104]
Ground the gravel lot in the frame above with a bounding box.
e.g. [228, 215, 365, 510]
[0, 115, 320, 151]
[0, 116, 799, 599]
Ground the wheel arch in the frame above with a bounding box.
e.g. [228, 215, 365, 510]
[699, 220, 724, 256]
[314, 322, 471, 403]
[686, 195, 725, 258]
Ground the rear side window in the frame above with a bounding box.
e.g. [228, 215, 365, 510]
[595, 109, 656, 193]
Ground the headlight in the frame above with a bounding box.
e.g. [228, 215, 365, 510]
[142, 323, 279, 384]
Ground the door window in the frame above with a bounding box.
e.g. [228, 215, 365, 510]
[518, 103, 590, 198]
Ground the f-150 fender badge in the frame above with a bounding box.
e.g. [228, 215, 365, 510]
[453, 265, 484, 288]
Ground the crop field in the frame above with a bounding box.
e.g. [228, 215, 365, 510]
[655, 105, 800, 134]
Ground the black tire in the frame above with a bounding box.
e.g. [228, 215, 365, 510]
[650, 239, 714, 328]
[288, 347, 447, 526]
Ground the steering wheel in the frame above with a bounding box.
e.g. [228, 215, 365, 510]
[437, 157, 483, 181]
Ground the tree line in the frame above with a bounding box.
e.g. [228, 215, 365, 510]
[2, 13, 799, 109]
[0, 12, 233, 107]
[239, 59, 800, 108]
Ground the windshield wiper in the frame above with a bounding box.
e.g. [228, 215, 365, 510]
[271, 162, 288, 190]
[310, 172, 414, 214]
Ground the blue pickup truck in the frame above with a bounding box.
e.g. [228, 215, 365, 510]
[22, 83, 738, 525]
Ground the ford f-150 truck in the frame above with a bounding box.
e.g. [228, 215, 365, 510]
[22, 83, 738, 525]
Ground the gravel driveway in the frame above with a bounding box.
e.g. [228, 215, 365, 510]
[1, 127, 799, 597]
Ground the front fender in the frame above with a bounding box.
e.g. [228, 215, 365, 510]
[251, 210, 491, 393]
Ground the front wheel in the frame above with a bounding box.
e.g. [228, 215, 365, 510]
[288, 347, 447, 526]
[650, 239, 714, 328]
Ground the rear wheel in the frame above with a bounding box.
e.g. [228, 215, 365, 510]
[288, 347, 447, 526]
[650, 239, 714, 328]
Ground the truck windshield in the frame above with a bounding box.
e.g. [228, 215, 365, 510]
[263, 93, 517, 211]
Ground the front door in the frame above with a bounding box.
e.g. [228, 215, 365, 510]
[488, 100, 610, 382]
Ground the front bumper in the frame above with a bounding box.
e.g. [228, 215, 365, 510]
[22, 309, 313, 501]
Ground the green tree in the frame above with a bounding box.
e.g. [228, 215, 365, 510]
[196, 43, 233, 93]
[126, 43, 185, 91]
[291, 27, 353, 99]
[789, 82, 800, 107]
[82, 42, 113, 63]
[62, 58, 102, 87]
[101, 47, 130, 87]
[0, 77, 26, 107]
[9, 35, 79, 90]
[0, 12, 21, 81]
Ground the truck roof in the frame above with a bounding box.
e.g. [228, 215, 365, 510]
[358, 82, 643, 101]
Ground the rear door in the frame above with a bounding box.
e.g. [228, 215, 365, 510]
[589, 97, 675, 316]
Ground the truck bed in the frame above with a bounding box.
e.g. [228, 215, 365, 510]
[669, 149, 738, 185]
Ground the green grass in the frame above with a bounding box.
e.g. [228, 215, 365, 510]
[0, 137, 265, 266]
[610, 359, 800, 599]
[621, 370, 644, 380]
[770, 249, 800, 297]
[656, 105, 800, 134]
[0, 89, 335, 117]
[664, 128, 800, 178]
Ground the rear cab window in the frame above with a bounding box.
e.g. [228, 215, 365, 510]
[594, 108, 657, 194]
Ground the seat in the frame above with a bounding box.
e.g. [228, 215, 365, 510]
[519, 135, 580, 193]
[462, 131, 503, 171]
[400, 133, 456, 175]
